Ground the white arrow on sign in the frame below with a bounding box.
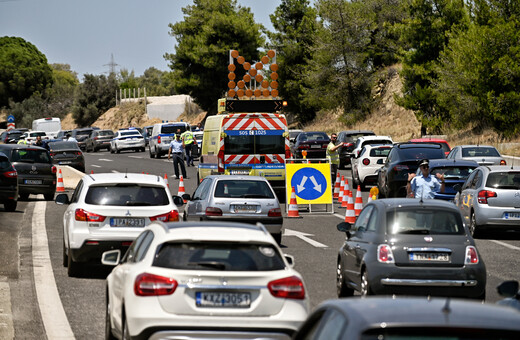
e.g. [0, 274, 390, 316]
[297, 175, 322, 193]
[309, 176, 321, 192]
[297, 176, 308, 193]
[284, 228, 328, 248]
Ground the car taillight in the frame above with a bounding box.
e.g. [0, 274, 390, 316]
[2, 170, 17, 178]
[49, 152, 56, 157]
[51, 166, 57, 174]
[500, 159, 506, 165]
[134, 273, 177, 296]
[477, 190, 496, 204]
[75, 208, 106, 222]
[362, 158, 370, 166]
[150, 210, 179, 222]
[377, 244, 395, 263]
[465, 246, 479, 264]
[298, 144, 310, 149]
[394, 165, 409, 171]
[322, 144, 327, 148]
[94, 136, 99, 140]
[268, 208, 282, 217]
[157, 135, 161, 144]
[206, 207, 223, 216]
[75, 151, 82, 156]
[268, 276, 305, 300]
[217, 150, 225, 173]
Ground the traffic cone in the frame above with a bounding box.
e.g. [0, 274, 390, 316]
[287, 186, 302, 218]
[164, 173, 169, 188]
[178, 175, 186, 202]
[344, 177, 351, 198]
[354, 185, 363, 216]
[90, 170, 94, 174]
[345, 191, 356, 223]
[333, 172, 341, 199]
[338, 176, 345, 204]
[56, 169, 65, 192]
[341, 177, 351, 208]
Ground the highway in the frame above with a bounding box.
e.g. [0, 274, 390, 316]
[1, 151, 520, 339]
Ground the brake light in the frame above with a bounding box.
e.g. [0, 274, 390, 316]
[322, 144, 327, 148]
[94, 136, 99, 140]
[75, 208, 106, 222]
[51, 166, 57, 174]
[134, 273, 178, 296]
[344, 143, 354, 148]
[158, 135, 161, 144]
[206, 207, 223, 216]
[2, 170, 17, 178]
[298, 144, 310, 149]
[500, 159, 506, 165]
[150, 210, 179, 222]
[217, 150, 225, 173]
[75, 151, 82, 156]
[377, 244, 395, 263]
[362, 158, 370, 166]
[477, 190, 496, 204]
[49, 152, 56, 157]
[268, 276, 305, 300]
[465, 246, 479, 264]
[268, 208, 282, 217]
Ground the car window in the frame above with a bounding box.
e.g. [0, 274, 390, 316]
[160, 124, 188, 134]
[123, 230, 151, 263]
[473, 170, 483, 188]
[462, 170, 478, 190]
[431, 166, 475, 180]
[462, 146, 500, 157]
[214, 180, 275, 198]
[121, 131, 141, 137]
[11, 149, 51, 163]
[223, 134, 285, 155]
[85, 185, 170, 206]
[70, 180, 84, 203]
[99, 130, 114, 136]
[153, 242, 286, 271]
[193, 178, 212, 200]
[487, 171, 520, 189]
[398, 147, 444, 160]
[387, 209, 464, 235]
[0, 156, 11, 169]
[48, 142, 80, 151]
[370, 147, 391, 157]
[301, 308, 347, 340]
[133, 231, 155, 263]
[353, 205, 374, 232]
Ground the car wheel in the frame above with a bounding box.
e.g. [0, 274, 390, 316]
[93, 146, 98, 152]
[336, 260, 354, 297]
[116, 145, 120, 154]
[44, 193, 54, 201]
[156, 148, 162, 158]
[110, 146, 114, 154]
[105, 297, 117, 340]
[67, 249, 82, 277]
[360, 270, 373, 296]
[3, 199, 17, 212]
[63, 241, 68, 267]
[272, 233, 282, 245]
[470, 212, 480, 238]
[183, 212, 187, 221]
[149, 146, 155, 158]
[19, 193, 29, 201]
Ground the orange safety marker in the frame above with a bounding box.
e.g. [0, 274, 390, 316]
[164, 173, 169, 188]
[354, 185, 363, 216]
[90, 170, 94, 174]
[333, 172, 341, 199]
[178, 175, 186, 202]
[345, 191, 356, 223]
[344, 177, 351, 199]
[338, 176, 345, 204]
[341, 178, 351, 208]
[56, 169, 65, 192]
[287, 186, 302, 218]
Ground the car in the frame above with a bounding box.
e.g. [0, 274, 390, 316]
[293, 296, 520, 340]
[409, 137, 451, 157]
[351, 144, 391, 190]
[351, 135, 393, 159]
[71, 127, 95, 150]
[55, 172, 184, 277]
[377, 143, 446, 198]
[414, 159, 478, 201]
[291, 131, 330, 159]
[149, 122, 191, 158]
[183, 175, 284, 244]
[335, 198, 486, 299]
[288, 129, 303, 146]
[21, 130, 49, 144]
[102, 221, 310, 340]
[0, 129, 25, 144]
[454, 165, 520, 237]
[447, 144, 506, 165]
[47, 141, 86, 173]
[56, 130, 72, 140]
[336, 130, 376, 168]
[0, 144, 56, 201]
[110, 129, 145, 153]
[141, 125, 153, 146]
[0, 152, 18, 211]
[84, 129, 115, 152]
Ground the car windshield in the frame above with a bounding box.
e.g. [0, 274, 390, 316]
[430, 166, 475, 180]
[487, 171, 520, 189]
[369, 147, 391, 157]
[161, 125, 187, 134]
[224, 135, 285, 155]
[11, 149, 51, 163]
[214, 180, 275, 198]
[98, 131, 114, 136]
[399, 147, 444, 160]
[343, 132, 375, 142]
[153, 242, 285, 271]
[300, 133, 328, 142]
[387, 209, 464, 235]
[75, 130, 91, 136]
[31, 132, 47, 137]
[85, 185, 170, 206]
[462, 147, 500, 157]
[48, 142, 80, 151]
[120, 131, 140, 137]
[361, 327, 520, 339]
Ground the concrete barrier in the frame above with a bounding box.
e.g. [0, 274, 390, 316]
[56, 165, 85, 190]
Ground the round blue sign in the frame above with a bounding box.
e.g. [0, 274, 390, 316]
[7, 115, 15, 123]
[290, 167, 327, 201]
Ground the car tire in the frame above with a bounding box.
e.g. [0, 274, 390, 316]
[149, 146, 155, 158]
[105, 298, 117, 340]
[67, 249, 82, 277]
[183, 212, 187, 221]
[360, 270, 373, 296]
[44, 193, 54, 201]
[156, 148, 162, 158]
[470, 211, 480, 238]
[19, 193, 29, 201]
[110, 146, 114, 154]
[273, 233, 282, 245]
[63, 241, 68, 267]
[337, 260, 354, 297]
[3, 200, 17, 212]
[93, 146, 98, 152]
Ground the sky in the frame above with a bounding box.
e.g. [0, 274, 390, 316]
[0, 0, 282, 79]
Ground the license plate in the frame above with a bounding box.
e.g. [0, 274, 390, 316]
[410, 252, 450, 261]
[196, 292, 251, 308]
[233, 205, 257, 213]
[311, 144, 321, 148]
[110, 218, 145, 227]
[24, 179, 42, 185]
[504, 212, 520, 219]
[59, 161, 72, 164]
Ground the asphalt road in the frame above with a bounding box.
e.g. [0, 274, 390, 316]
[1, 149, 520, 339]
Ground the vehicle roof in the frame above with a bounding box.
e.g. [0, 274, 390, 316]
[369, 198, 460, 211]
[457, 144, 498, 149]
[481, 165, 520, 172]
[396, 143, 442, 149]
[358, 135, 393, 141]
[73, 127, 94, 131]
[205, 175, 270, 182]
[81, 173, 167, 186]
[339, 130, 375, 135]
[316, 297, 520, 331]
[362, 144, 392, 149]
[427, 159, 479, 167]
[410, 138, 449, 143]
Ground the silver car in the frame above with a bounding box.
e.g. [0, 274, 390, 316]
[447, 145, 506, 166]
[454, 165, 520, 236]
[183, 175, 284, 244]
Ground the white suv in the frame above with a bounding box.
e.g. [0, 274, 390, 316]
[148, 122, 191, 158]
[102, 221, 310, 340]
[352, 144, 392, 190]
[351, 135, 393, 159]
[55, 173, 184, 277]
[110, 128, 145, 153]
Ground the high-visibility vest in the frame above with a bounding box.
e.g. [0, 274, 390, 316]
[181, 131, 194, 144]
[327, 142, 340, 165]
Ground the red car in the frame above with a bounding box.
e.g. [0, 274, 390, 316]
[409, 138, 451, 157]
[291, 131, 330, 159]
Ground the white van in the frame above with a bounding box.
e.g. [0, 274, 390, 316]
[148, 122, 191, 158]
[32, 118, 61, 139]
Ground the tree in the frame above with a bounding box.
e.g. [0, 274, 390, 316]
[0, 36, 53, 108]
[46, 64, 79, 118]
[72, 73, 118, 127]
[165, 0, 264, 114]
[137, 67, 176, 96]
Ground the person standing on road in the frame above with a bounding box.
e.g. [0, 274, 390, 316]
[327, 133, 342, 182]
[168, 133, 188, 179]
[34, 135, 43, 147]
[406, 159, 445, 199]
[181, 128, 195, 166]
[66, 133, 77, 142]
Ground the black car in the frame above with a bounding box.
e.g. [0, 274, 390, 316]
[336, 198, 486, 299]
[290, 131, 330, 159]
[0, 152, 18, 211]
[337, 130, 375, 168]
[71, 128, 94, 150]
[47, 141, 85, 173]
[84, 129, 114, 152]
[377, 143, 445, 198]
[56, 130, 72, 140]
[0, 129, 25, 144]
[0, 144, 56, 200]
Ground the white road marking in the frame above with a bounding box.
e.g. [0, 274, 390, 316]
[128, 156, 142, 159]
[32, 200, 75, 339]
[284, 228, 328, 248]
[91, 164, 101, 168]
[111, 170, 119, 173]
[0, 280, 14, 339]
[333, 213, 345, 220]
[490, 240, 520, 251]
[98, 159, 113, 162]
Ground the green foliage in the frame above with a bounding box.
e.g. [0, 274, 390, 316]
[0, 36, 54, 108]
[9, 94, 47, 128]
[72, 73, 118, 127]
[164, 0, 264, 114]
[138, 67, 176, 96]
[119, 69, 139, 91]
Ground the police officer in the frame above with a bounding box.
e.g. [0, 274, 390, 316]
[167, 133, 188, 179]
[181, 128, 195, 166]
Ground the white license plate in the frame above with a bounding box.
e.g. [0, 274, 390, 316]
[110, 218, 145, 227]
[409, 253, 450, 262]
[311, 144, 321, 148]
[59, 161, 72, 164]
[196, 292, 251, 308]
[233, 205, 257, 213]
[24, 179, 42, 185]
[504, 212, 520, 219]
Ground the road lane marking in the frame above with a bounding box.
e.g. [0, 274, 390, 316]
[333, 213, 344, 220]
[0, 280, 14, 339]
[98, 159, 113, 162]
[490, 240, 520, 251]
[128, 156, 143, 159]
[111, 170, 119, 173]
[284, 228, 328, 248]
[32, 200, 75, 339]
[91, 164, 101, 168]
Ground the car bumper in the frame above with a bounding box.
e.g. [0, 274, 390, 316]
[18, 177, 56, 195]
[118, 141, 145, 150]
[70, 240, 132, 263]
[0, 186, 18, 200]
[475, 205, 520, 228]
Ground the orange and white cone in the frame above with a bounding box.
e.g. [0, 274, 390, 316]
[338, 176, 345, 204]
[287, 186, 301, 218]
[164, 173, 169, 188]
[341, 177, 351, 208]
[90, 170, 94, 174]
[345, 191, 356, 223]
[56, 169, 65, 192]
[178, 175, 186, 202]
[354, 185, 363, 216]
[333, 172, 341, 199]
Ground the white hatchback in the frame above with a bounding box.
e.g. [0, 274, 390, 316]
[352, 144, 392, 190]
[110, 129, 145, 153]
[102, 221, 310, 340]
[55, 173, 184, 277]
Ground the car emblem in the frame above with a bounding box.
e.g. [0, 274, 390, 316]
[125, 210, 131, 216]
[220, 277, 228, 286]
[424, 236, 433, 242]
[32, 165, 36, 171]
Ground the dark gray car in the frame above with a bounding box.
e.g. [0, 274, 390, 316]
[85, 129, 114, 152]
[447, 144, 506, 166]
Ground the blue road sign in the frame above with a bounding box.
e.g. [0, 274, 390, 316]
[291, 167, 327, 201]
[7, 115, 15, 123]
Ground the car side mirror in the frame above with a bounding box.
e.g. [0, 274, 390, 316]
[172, 195, 185, 206]
[284, 254, 295, 267]
[377, 159, 384, 164]
[101, 250, 121, 266]
[55, 193, 70, 205]
[453, 184, 462, 193]
[337, 222, 352, 232]
[497, 280, 519, 298]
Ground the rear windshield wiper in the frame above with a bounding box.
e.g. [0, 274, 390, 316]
[124, 201, 152, 206]
[187, 261, 227, 270]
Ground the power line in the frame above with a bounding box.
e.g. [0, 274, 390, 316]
[104, 53, 119, 74]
